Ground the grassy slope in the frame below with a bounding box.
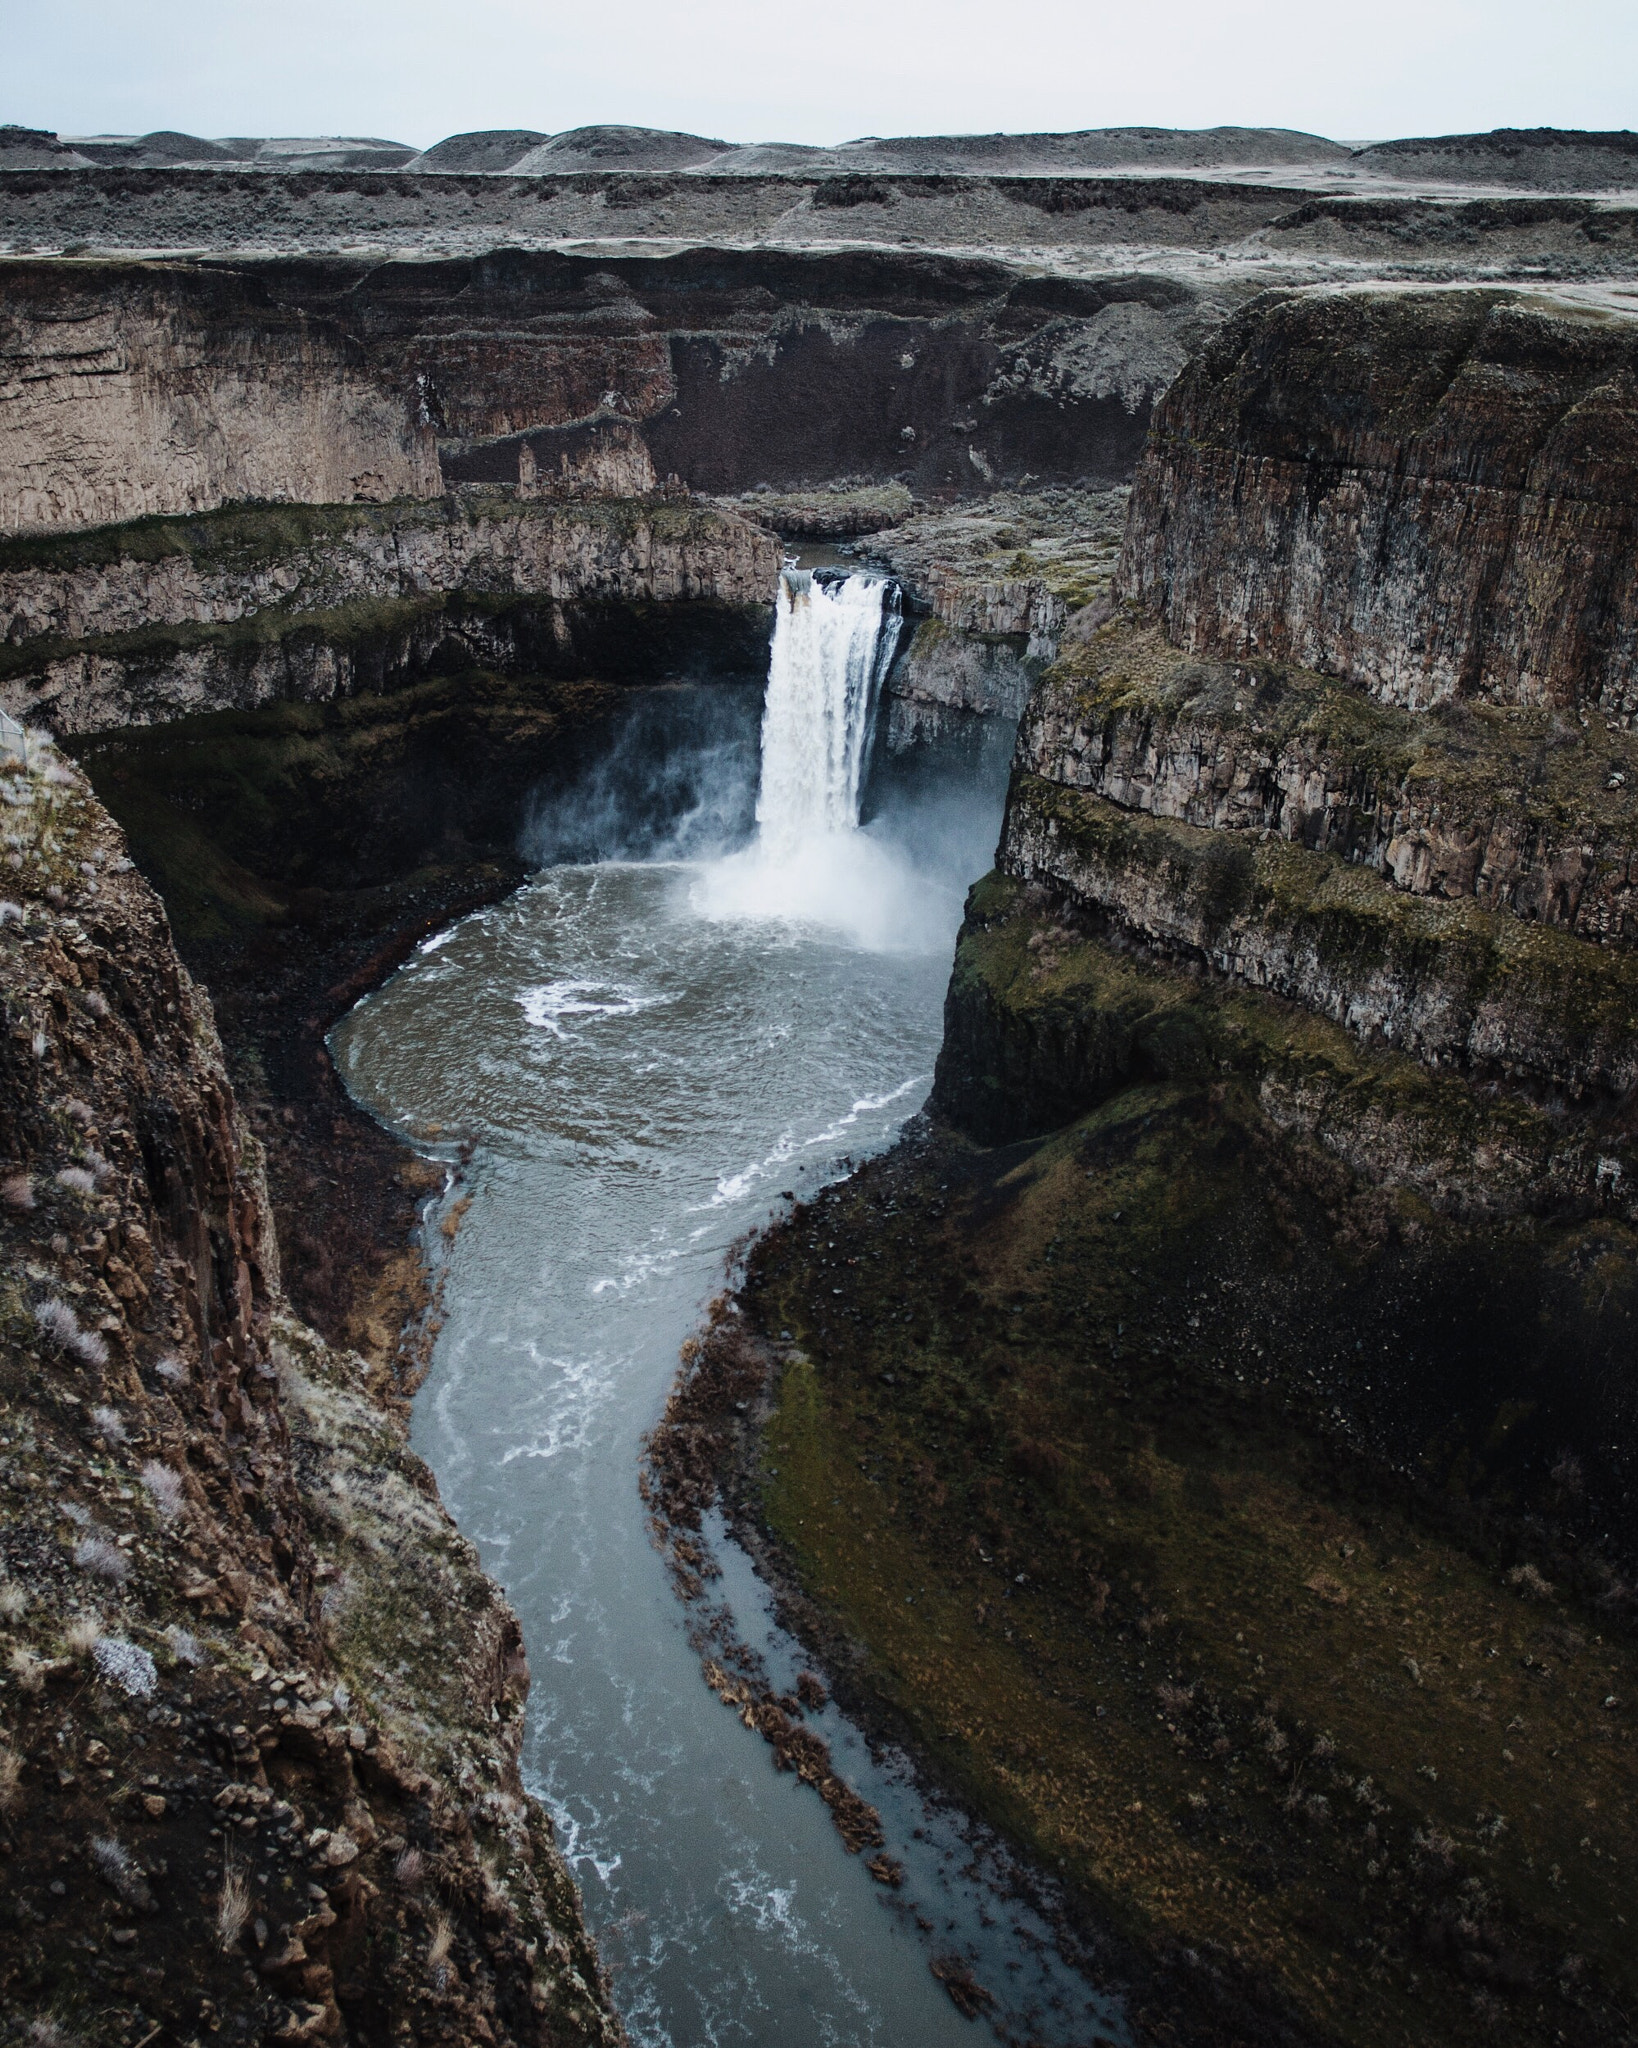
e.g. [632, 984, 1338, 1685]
[741, 900, 1638, 2048]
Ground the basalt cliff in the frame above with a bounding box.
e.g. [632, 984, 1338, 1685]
[0, 735, 621, 2045]
[728, 286, 1638, 2048]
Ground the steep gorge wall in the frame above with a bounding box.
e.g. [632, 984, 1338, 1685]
[0, 738, 620, 2044]
[1116, 287, 1638, 718]
[940, 284, 1638, 1217]
[0, 253, 1215, 537]
[0, 264, 441, 533]
[0, 498, 780, 733]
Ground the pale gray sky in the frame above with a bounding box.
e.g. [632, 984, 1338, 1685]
[4, 0, 1634, 149]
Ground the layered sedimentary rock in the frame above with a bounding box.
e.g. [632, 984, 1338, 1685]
[0, 498, 780, 733]
[935, 280, 1638, 1418]
[748, 275, 1638, 2048]
[944, 289, 1638, 1176]
[1117, 287, 1638, 719]
[847, 487, 1127, 750]
[0, 253, 1213, 536]
[0, 737, 619, 2044]
[0, 264, 441, 534]
[1020, 614, 1638, 944]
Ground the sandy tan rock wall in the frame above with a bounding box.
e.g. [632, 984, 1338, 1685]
[0, 265, 440, 534]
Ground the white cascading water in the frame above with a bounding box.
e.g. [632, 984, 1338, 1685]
[693, 566, 944, 951]
[755, 569, 902, 853]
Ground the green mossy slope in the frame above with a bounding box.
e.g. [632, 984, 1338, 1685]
[746, 1079, 1638, 2048]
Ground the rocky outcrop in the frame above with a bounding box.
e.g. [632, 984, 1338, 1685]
[933, 284, 1638, 1462]
[1022, 613, 1638, 945]
[1116, 287, 1638, 720]
[0, 734, 619, 2044]
[944, 290, 1638, 1153]
[0, 498, 780, 733]
[0, 263, 440, 534]
[855, 488, 1127, 752]
[999, 769, 1638, 1111]
[884, 619, 1036, 752]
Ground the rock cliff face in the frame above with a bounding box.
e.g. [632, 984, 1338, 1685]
[1117, 288, 1638, 719]
[750, 278, 1638, 2048]
[0, 264, 441, 534]
[0, 498, 779, 734]
[935, 282, 1638, 1502]
[1019, 615, 1638, 944]
[0, 734, 619, 2044]
[0, 254, 1216, 534]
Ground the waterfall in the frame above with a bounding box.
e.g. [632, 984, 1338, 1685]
[692, 563, 942, 950]
[754, 569, 901, 854]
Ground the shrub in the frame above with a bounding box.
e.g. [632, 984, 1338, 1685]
[427, 1911, 455, 1987]
[74, 1537, 129, 1585]
[1, 1172, 33, 1209]
[165, 1623, 203, 1666]
[33, 1297, 79, 1347]
[90, 1404, 125, 1443]
[217, 1861, 252, 1950]
[9, 1646, 46, 1692]
[64, 1615, 103, 1655]
[93, 1634, 157, 1697]
[139, 1460, 186, 1520]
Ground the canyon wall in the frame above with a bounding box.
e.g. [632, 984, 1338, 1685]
[934, 281, 1638, 1511]
[0, 253, 1213, 538]
[0, 498, 780, 733]
[1116, 287, 1638, 719]
[0, 736, 620, 2044]
[0, 264, 441, 533]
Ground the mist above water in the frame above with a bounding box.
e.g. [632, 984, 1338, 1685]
[521, 568, 994, 955]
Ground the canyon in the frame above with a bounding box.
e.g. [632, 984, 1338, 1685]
[1, 120, 1637, 2048]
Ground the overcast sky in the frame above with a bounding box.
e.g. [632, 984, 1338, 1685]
[6, 0, 1635, 149]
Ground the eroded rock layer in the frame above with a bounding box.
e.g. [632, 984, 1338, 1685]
[0, 497, 778, 734]
[0, 737, 620, 2045]
[1117, 287, 1638, 719]
[0, 253, 1213, 536]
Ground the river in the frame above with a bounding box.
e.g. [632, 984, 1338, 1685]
[331, 572, 1127, 2047]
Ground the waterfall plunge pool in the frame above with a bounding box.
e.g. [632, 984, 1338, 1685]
[332, 573, 1130, 2047]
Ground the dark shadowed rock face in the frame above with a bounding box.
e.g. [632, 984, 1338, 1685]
[1117, 286, 1638, 719]
[931, 282, 1638, 1545]
[772, 270, 1638, 2048]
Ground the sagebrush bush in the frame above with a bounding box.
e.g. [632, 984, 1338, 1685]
[140, 1460, 186, 1520]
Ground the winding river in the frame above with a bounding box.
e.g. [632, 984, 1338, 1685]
[332, 573, 1128, 2047]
